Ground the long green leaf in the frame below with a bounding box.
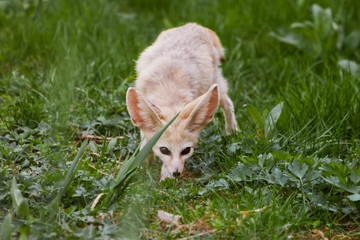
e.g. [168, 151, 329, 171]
[245, 104, 264, 132]
[264, 102, 283, 136]
[17, 199, 29, 220]
[9, 176, 30, 220]
[58, 138, 88, 199]
[105, 112, 179, 205]
[0, 214, 12, 240]
[47, 138, 88, 220]
[10, 177, 23, 211]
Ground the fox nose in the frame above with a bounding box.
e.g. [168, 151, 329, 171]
[172, 171, 180, 177]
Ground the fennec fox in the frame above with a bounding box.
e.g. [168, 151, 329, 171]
[126, 23, 238, 180]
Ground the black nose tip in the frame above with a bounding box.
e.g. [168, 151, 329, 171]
[172, 171, 180, 177]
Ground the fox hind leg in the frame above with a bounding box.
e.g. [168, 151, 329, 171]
[220, 94, 238, 135]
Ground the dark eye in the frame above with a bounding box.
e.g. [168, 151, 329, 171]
[160, 147, 171, 155]
[181, 147, 191, 155]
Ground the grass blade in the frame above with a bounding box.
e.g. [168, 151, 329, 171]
[104, 112, 179, 206]
[47, 138, 89, 220]
[58, 138, 89, 199]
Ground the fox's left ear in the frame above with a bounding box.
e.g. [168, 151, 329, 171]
[180, 84, 220, 133]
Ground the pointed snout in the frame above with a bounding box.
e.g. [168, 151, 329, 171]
[160, 159, 184, 180]
[167, 164, 184, 177]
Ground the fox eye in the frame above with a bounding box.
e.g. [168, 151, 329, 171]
[181, 147, 191, 155]
[160, 147, 171, 155]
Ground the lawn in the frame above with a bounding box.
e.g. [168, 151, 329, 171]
[0, 0, 359, 239]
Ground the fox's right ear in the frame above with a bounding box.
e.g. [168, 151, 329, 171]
[126, 88, 163, 131]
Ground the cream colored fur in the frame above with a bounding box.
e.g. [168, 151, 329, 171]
[126, 23, 238, 180]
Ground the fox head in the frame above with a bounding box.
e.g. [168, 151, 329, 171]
[126, 84, 220, 180]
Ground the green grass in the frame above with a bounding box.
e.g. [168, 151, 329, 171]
[1, 0, 360, 239]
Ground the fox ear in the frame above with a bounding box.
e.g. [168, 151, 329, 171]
[126, 87, 162, 131]
[180, 84, 220, 133]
